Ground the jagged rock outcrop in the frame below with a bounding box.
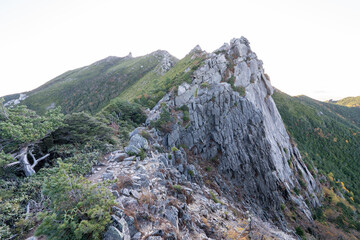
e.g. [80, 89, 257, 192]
[147, 37, 320, 227]
[152, 50, 177, 75]
[4, 93, 27, 107]
[95, 129, 296, 239]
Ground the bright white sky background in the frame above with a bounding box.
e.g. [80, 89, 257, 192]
[0, 0, 359, 100]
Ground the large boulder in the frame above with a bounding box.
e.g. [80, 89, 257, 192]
[103, 226, 125, 240]
[124, 134, 149, 154]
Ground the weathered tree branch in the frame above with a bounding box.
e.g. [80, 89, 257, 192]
[24, 148, 49, 169]
[18, 146, 36, 176]
[25, 202, 31, 220]
[30, 152, 50, 168]
[5, 161, 20, 168]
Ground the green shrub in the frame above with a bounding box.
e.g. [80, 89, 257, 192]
[298, 179, 306, 188]
[295, 226, 304, 236]
[183, 110, 190, 123]
[281, 204, 285, 211]
[312, 207, 324, 221]
[140, 130, 152, 141]
[172, 185, 182, 192]
[100, 100, 146, 126]
[200, 82, 210, 89]
[53, 112, 115, 151]
[35, 162, 115, 240]
[177, 105, 190, 123]
[138, 148, 146, 160]
[171, 146, 179, 152]
[283, 148, 288, 154]
[227, 76, 246, 96]
[210, 191, 222, 204]
[238, 86, 246, 96]
[150, 108, 173, 133]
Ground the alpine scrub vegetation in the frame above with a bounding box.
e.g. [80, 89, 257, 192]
[19, 53, 172, 115]
[0, 103, 64, 176]
[273, 91, 360, 204]
[0, 102, 122, 238]
[35, 162, 115, 240]
[332, 96, 360, 108]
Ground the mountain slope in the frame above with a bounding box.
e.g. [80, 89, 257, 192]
[273, 91, 360, 205]
[9, 51, 177, 114]
[332, 96, 360, 108]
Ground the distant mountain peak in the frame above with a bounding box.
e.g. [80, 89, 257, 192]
[151, 50, 177, 75]
[189, 44, 202, 54]
[92, 56, 121, 66]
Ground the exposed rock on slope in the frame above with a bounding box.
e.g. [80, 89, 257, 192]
[147, 37, 320, 227]
[90, 128, 296, 240]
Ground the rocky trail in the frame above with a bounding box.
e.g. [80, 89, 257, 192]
[84, 126, 295, 240]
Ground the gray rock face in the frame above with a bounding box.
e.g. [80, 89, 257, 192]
[152, 50, 177, 75]
[102, 172, 114, 180]
[109, 151, 128, 162]
[104, 226, 124, 240]
[4, 93, 28, 107]
[124, 134, 149, 154]
[148, 37, 319, 226]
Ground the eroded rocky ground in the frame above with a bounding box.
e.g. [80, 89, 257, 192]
[89, 127, 296, 240]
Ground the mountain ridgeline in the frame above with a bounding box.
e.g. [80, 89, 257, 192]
[329, 96, 360, 108]
[1, 37, 360, 239]
[6, 51, 177, 114]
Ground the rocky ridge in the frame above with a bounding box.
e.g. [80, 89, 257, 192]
[152, 50, 177, 75]
[89, 37, 322, 240]
[147, 37, 320, 227]
[90, 128, 296, 240]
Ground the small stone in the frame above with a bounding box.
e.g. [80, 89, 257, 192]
[119, 217, 131, 240]
[123, 156, 136, 161]
[146, 237, 162, 240]
[102, 172, 114, 180]
[26, 237, 37, 240]
[124, 145, 141, 154]
[151, 229, 164, 236]
[201, 209, 208, 218]
[132, 232, 141, 240]
[130, 190, 140, 199]
[121, 188, 130, 196]
[165, 232, 177, 240]
[114, 152, 128, 161]
[165, 206, 178, 229]
[112, 206, 124, 218]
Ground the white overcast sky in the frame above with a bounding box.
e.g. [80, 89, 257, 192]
[0, 0, 359, 100]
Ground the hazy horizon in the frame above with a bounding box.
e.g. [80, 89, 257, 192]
[1, 0, 359, 101]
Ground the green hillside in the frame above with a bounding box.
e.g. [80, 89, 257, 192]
[114, 50, 206, 109]
[273, 91, 360, 205]
[334, 96, 360, 108]
[19, 52, 177, 114]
